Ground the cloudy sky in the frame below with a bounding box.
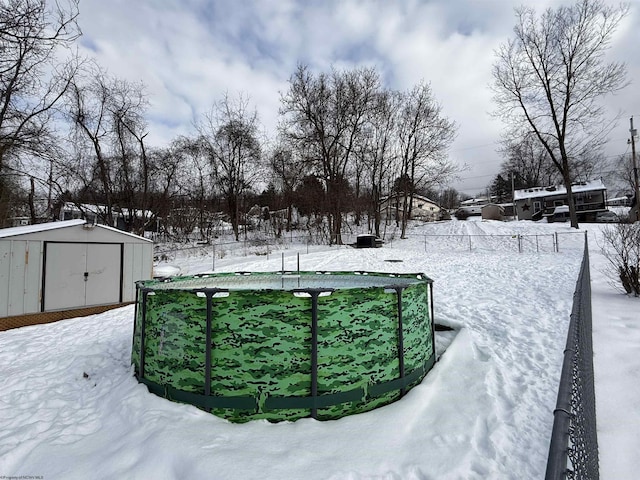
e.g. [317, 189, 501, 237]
[76, 0, 640, 195]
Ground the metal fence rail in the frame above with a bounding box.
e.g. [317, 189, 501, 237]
[546, 235, 599, 479]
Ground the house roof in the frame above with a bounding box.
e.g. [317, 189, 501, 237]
[0, 219, 152, 242]
[513, 179, 606, 201]
[380, 194, 439, 205]
[61, 202, 155, 219]
[460, 197, 491, 206]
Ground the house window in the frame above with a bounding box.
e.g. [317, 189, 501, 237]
[533, 201, 542, 212]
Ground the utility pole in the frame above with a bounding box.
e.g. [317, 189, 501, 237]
[630, 116, 640, 222]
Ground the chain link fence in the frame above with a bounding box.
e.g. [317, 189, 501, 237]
[154, 230, 587, 267]
[152, 226, 598, 477]
[546, 234, 599, 480]
[153, 233, 364, 274]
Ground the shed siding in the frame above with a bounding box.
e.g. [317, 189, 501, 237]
[123, 244, 137, 302]
[0, 241, 11, 317]
[121, 242, 153, 302]
[9, 241, 27, 316]
[24, 241, 42, 314]
[0, 241, 42, 316]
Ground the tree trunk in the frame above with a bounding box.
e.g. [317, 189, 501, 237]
[561, 163, 579, 229]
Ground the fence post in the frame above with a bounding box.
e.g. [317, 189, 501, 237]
[555, 232, 559, 253]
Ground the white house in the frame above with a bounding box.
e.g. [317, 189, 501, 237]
[380, 194, 443, 222]
[57, 202, 159, 233]
[0, 220, 153, 327]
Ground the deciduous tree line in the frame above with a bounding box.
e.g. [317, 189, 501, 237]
[1, 0, 630, 239]
[0, 0, 458, 242]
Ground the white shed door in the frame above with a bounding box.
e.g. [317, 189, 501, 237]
[44, 243, 122, 311]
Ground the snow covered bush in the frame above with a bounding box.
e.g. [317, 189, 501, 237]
[600, 222, 640, 296]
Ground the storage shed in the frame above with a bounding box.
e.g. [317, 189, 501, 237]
[0, 220, 153, 324]
[481, 204, 505, 221]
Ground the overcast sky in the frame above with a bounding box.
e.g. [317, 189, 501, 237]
[76, 0, 640, 196]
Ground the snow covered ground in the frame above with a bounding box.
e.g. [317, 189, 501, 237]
[0, 219, 637, 479]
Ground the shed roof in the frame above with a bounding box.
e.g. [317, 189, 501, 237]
[513, 179, 605, 201]
[0, 219, 152, 242]
[0, 219, 85, 239]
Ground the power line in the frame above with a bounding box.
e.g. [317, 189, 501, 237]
[451, 141, 498, 153]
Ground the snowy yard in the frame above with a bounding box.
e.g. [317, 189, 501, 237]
[0, 220, 637, 479]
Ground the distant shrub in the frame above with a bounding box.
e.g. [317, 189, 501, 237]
[600, 223, 640, 296]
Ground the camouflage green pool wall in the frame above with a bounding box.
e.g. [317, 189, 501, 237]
[132, 271, 435, 423]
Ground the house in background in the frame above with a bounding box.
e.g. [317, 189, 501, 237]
[513, 180, 607, 222]
[606, 194, 633, 207]
[380, 194, 443, 221]
[459, 196, 492, 208]
[56, 202, 160, 234]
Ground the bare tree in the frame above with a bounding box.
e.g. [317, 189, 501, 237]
[65, 68, 158, 233]
[198, 93, 263, 241]
[167, 136, 217, 242]
[438, 187, 461, 210]
[396, 82, 457, 238]
[601, 222, 640, 296]
[498, 132, 561, 189]
[359, 90, 399, 237]
[66, 69, 117, 225]
[492, 0, 629, 228]
[604, 152, 636, 198]
[0, 0, 80, 224]
[280, 64, 379, 244]
[268, 144, 309, 231]
[109, 77, 154, 234]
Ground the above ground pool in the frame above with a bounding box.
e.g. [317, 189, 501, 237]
[132, 270, 436, 423]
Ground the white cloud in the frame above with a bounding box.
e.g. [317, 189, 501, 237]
[75, 0, 640, 194]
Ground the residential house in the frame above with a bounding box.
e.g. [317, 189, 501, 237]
[380, 194, 443, 222]
[56, 202, 159, 233]
[513, 180, 607, 222]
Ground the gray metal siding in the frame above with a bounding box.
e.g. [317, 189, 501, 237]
[0, 223, 153, 316]
[0, 240, 42, 316]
